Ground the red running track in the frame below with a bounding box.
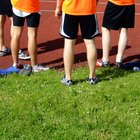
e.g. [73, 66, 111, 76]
[0, 0, 140, 69]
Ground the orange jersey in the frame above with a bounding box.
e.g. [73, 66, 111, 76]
[62, 0, 97, 15]
[109, 0, 135, 5]
[11, 0, 40, 13]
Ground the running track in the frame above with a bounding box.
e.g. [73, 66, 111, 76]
[0, 0, 140, 69]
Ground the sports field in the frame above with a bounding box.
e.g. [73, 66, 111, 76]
[0, 1, 140, 139]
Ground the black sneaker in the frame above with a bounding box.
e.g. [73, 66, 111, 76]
[61, 76, 73, 86]
[0, 47, 11, 56]
[96, 60, 110, 67]
[18, 50, 30, 60]
[19, 64, 32, 76]
[88, 77, 99, 85]
[115, 62, 123, 68]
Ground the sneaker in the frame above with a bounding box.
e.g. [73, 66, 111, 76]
[18, 50, 30, 60]
[61, 76, 73, 86]
[96, 60, 110, 67]
[88, 77, 99, 85]
[19, 64, 32, 76]
[0, 68, 7, 76]
[5, 66, 21, 74]
[32, 64, 49, 72]
[115, 62, 123, 68]
[0, 47, 11, 56]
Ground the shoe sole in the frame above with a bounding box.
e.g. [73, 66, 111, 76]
[19, 69, 32, 76]
[18, 57, 30, 60]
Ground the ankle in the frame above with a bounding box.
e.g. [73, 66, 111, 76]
[102, 58, 109, 63]
[116, 54, 122, 63]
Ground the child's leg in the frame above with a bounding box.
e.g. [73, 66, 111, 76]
[63, 38, 76, 80]
[0, 15, 6, 51]
[9, 17, 13, 37]
[116, 28, 128, 62]
[84, 38, 97, 78]
[101, 27, 111, 62]
[11, 26, 23, 65]
[26, 13, 40, 67]
[27, 27, 38, 67]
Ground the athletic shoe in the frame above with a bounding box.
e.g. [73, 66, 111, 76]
[32, 64, 49, 72]
[88, 77, 99, 85]
[115, 62, 123, 68]
[0, 68, 7, 76]
[96, 60, 110, 67]
[18, 50, 30, 60]
[61, 76, 73, 86]
[19, 64, 32, 76]
[5, 66, 21, 74]
[0, 47, 11, 56]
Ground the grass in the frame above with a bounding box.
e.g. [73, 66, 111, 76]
[0, 67, 140, 140]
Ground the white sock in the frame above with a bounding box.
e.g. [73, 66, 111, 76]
[116, 54, 122, 63]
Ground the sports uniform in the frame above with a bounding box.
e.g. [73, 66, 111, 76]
[10, 0, 49, 72]
[55, 0, 99, 85]
[96, 0, 135, 68]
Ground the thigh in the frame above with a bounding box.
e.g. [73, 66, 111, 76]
[11, 25, 23, 40]
[26, 13, 40, 27]
[13, 13, 25, 27]
[80, 14, 99, 39]
[27, 27, 38, 39]
[84, 38, 96, 48]
[60, 13, 79, 39]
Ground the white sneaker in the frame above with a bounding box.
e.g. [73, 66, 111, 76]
[32, 64, 49, 72]
[18, 50, 30, 60]
[0, 47, 11, 56]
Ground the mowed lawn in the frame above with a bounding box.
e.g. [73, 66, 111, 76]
[0, 67, 140, 139]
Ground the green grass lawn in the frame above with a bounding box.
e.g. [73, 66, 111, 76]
[0, 67, 140, 140]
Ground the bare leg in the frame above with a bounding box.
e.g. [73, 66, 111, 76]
[84, 38, 97, 78]
[9, 17, 14, 37]
[11, 26, 23, 65]
[63, 38, 76, 80]
[27, 27, 38, 67]
[0, 15, 6, 51]
[116, 28, 128, 62]
[101, 27, 111, 62]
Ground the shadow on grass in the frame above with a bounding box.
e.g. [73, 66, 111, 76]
[97, 45, 131, 60]
[97, 67, 134, 81]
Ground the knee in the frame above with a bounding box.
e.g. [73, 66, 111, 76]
[101, 27, 110, 33]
